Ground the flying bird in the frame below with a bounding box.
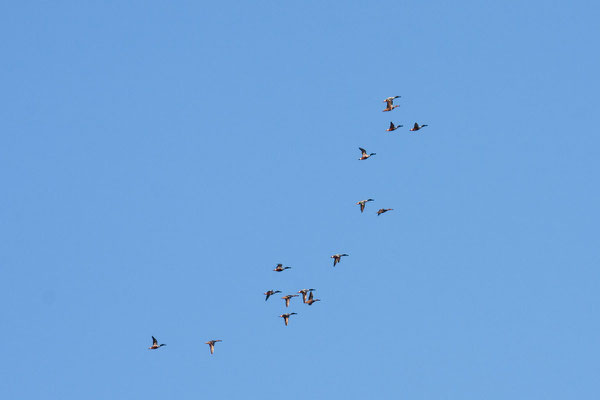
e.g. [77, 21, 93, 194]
[264, 290, 281, 301]
[281, 294, 299, 307]
[273, 264, 291, 272]
[305, 291, 321, 306]
[148, 336, 166, 350]
[356, 199, 374, 213]
[386, 122, 403, 131]
[331, 253, 349, 267]
[383, 96, 400, 112]
[358, 147, 376, 160]
[377, 208, 393, 216]
[279, 313, 297, 326]
[410, 122, 428, 131]
[205, 340, 222, 355]
[298, 289, 316, 303]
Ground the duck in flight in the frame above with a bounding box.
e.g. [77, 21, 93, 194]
[305, 291, 321, 306]
[386, 122, 403, 132]
[356, 199, 374, 213]
[282, 294, 299, 307]
[279, 313, 297, 326]
[298, 289, 316, 303]
[273, 264, 291, 272]
[331, 253, 349, 266]
[358, 147, 376, 160]
[264, 290, 281, 301]
[410, 122, 428, 131]
[383, 96, 400, 112]
[205, 339, 222, 355]
[377, 208, 393, 216]
[148, 336, 166, 350]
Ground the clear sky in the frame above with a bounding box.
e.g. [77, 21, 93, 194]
[1, 1, 599, 399]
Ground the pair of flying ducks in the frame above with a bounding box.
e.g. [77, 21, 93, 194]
[383, 96, 400, 112]
[265, 289, 320, 306]
[356, 199, 393, 215]
[148, 336, 222, 355]
[281, 291, 320, 307]
[387, 122, 428, 132]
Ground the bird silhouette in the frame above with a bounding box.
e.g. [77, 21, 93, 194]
[205, 339, 222, 355]
[148, 336, 166, 350]
[279, 313, 297, 326]
[331, 253, 349, 267]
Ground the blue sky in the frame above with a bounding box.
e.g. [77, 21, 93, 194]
[1, 1, 599, 399]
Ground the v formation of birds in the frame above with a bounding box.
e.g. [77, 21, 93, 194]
[149, 95, 427, 355]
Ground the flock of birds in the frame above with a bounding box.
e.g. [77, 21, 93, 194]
[148, 95, 427, 355]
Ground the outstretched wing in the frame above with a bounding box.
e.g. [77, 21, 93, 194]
[360, 203, 365, 213]
[413, 122, 419, 129]
[389, 122, 394, 130]
[152, 336, 158, 346]
[359, 147, 367, 155]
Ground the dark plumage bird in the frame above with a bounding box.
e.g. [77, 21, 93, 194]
[356, 199, 374, 213]
[377, 208, 393, 216]
[279, 313, 297, 326]
[358, 147, 376, 160]
[205, 340, 222, 355]
[386, 122, 403, 131]
[148, 336, 166, 350]
[410, 122, 428, 131]
[305, 291, 321, 306]
[264, 290, 281, 301]
[331, 253, 349, 267]
[281, 294, 299, 307]
[273, 264, 291, 272]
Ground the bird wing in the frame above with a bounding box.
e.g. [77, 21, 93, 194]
[308, 291, 313, 301]
[359, 147, 367, 155]
[360, 203, 365, 212]
[413, 122, 419, 129]
[152, 336, 158, 346]
[389, 122, 394, 129]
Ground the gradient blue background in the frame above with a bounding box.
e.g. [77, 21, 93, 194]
[1, 1, 599, 398]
